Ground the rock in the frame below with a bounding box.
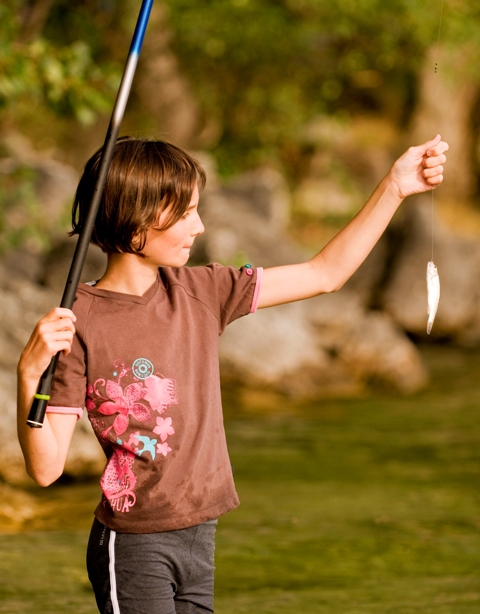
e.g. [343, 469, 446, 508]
[221, 287, 427, 397]
[192, 165, 306, 268]
[40, 239, 107, 294]
[0, 263, 104, 486]
[0, 160, 438, 487]
[0, 247, 45, 284]
[0, 483, 39, 531]
[0, 265, 58, 370]
[220, 302, 344, 398]
[193, 166, 428, 396]
[381, 199, 480, 340]
[223, 167, 291, 230]
[2, 130, 79, 223]
[306, 291, 428, 393]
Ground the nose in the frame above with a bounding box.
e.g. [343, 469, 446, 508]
[193, 211, 205, 237]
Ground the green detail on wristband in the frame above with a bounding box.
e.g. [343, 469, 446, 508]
[34, 393, 50, 401]
[244, 264, 252, 268]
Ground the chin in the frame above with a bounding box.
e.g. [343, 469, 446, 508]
[170, 255, 190, 268]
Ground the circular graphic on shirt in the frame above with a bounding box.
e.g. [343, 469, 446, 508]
[132, 358, 154, 380]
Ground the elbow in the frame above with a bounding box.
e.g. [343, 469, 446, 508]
[308, 259, 346, 295]
[320, 278, 345, 294]
[330, 280, 345, 293]
[26, 464, 63, 487]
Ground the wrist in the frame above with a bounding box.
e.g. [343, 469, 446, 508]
[17, 357, 43, 386]
[382, 172, 405, 203]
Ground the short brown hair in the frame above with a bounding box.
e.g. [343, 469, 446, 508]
[70, 137, 206, 254]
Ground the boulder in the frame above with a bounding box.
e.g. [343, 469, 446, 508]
[305, 292, 428, 393]
[194, 164, 428, 396]
[0, 264, 105, 486]
[2, 130, 79, 225]
[380, 199, 480, 341]
[220, 302, 344, 398]
[0, 161, 442, 486]
[39, 239, 108, 294]
[192, 164, 304, 268]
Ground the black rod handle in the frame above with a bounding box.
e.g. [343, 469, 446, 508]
[26, 355, 59, 428]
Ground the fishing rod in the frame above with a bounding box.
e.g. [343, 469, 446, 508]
[27, 0, 154, 428]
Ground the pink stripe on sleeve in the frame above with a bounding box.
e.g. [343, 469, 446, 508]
[250, 267, 264, 313]
[46, 406, 84, 420]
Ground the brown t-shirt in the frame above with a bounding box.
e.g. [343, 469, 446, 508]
[48, 264, 261, 533]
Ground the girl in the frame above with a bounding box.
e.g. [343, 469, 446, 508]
[17, 134, 448, 613]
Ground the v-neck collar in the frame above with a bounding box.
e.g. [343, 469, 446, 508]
[79, 270, 161, 304]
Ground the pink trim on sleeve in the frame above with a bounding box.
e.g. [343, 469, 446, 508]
[46, 406, 84, 421]
[250, 267, 264, 313]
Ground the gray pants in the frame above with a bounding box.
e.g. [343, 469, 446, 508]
[87, 518, 217, 614]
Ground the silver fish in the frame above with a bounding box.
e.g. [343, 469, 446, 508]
[426, 260, 440, 335]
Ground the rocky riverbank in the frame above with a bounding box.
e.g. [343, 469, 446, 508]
[2, 149, 480, 486]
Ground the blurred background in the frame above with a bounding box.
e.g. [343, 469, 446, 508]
[1, 1, 480, 612]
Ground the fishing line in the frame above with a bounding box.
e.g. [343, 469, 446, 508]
[431, 0, 445, 261]
[425, 0, 445, 335]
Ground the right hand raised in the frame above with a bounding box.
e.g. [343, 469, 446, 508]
[18, 308, 76, 381]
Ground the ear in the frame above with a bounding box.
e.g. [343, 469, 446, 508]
[131, 229, 145, 251]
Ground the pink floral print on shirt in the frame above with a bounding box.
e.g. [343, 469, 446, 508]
[88, 358, 179, 513]
[98, 380, 150, 437]
[153, 416, 175, 442]
[144, 375, 178, 413]
[100, 448, 137, 513]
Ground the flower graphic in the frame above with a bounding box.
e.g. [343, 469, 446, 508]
[98, 380, 150, 436]
[153, 416, 175, 442]
[157, 442, 172, 457]
[144, 375, 178, 413]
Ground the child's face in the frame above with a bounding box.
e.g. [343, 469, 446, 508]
[140, 184, 204, 268]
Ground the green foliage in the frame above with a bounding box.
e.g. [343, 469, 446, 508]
[0, 1, 118, 125]
[164, 0, 480, 175]
[0, 163, 45, 253]
[0, 0, 121, 254]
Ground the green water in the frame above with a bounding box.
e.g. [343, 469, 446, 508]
[1, 346, 479, 613]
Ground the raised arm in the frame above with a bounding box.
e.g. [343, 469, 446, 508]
[17, 308, 78, 486]
[258, 134, 448, 309]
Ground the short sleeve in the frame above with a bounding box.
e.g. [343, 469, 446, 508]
[48, 293, 90, 410]
[161, 264, 262, 334]
[46, 405, 83, 420]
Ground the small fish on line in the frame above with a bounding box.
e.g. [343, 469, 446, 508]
[426, 260, 440, 334]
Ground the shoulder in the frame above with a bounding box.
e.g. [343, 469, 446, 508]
[70, 285, 96, 335]
[160, 264, 259, 326]
[72, 285, 95, 311]
[160, 263, 258, 296]
[160, 264, 228, 290]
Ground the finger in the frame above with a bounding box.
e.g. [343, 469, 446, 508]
[426, 140, 449, 156]
[42, 307, 77, 324]
[423, 153, 447, 168]
[36, 318, 76, 338]
[425, 173, 443, 187]
[423, 165, 444, 179]
[415, 134, 441, 155]
[35, 329, 75, 353]
[20, 328, 75, 379]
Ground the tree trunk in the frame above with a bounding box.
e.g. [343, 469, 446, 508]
[409, 46, 479, 203]
[133, 4, 214, 148]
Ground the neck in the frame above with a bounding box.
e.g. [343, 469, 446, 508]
[95, 253, 159, 296]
